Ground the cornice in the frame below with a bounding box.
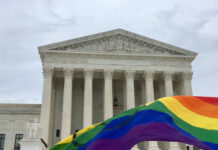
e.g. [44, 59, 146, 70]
[39, 50, 196, 60]
[0, 104, 41, 115]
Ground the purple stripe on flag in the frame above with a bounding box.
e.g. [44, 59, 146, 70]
[87, 122, 210, 150]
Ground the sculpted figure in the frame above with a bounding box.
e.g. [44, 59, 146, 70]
[26, 118, 41, 139]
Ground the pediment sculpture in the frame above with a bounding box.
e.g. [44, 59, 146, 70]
[50, 34, 185, 56]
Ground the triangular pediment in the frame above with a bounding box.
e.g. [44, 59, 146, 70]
[39, 29, 197, 57]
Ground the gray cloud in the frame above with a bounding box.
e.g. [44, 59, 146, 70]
[0, 0, 218, 103]
[150, 1, 218, 96]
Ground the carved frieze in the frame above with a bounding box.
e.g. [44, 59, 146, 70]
[49, 34, 185, 56]
[42, 52, 191, 71]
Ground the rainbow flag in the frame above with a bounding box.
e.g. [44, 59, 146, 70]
[50, 96, 218, 150]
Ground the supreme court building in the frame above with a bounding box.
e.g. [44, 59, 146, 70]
[0, 29, 197, 150]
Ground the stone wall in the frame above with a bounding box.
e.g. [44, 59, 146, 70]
[0, 104, 40, 150]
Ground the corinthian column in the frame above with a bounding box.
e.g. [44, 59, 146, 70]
[183, 72, 193, 96]
[164, 71, 181, 150]
[145, 71, 155, 101]
[183, 72, 194, 149]
[61, 68, 73, 139]
[83, 69, 94, 128]
[144, 71, 160, 150]
[164, 71, 174, 96]
[104, 69, 113, 120]
[125, 70, 139, 150]
[125, 70, 136, 109]
[40, 67, 53, 147]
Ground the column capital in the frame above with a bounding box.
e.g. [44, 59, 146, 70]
[63, 68, 74, 79]
[183, 71, 193, 81]
[104, 69, 114, 79]
[163, 71, 174, 80]
[144, 70, 155, 80]
[125, 70, 135, 80]
[84, 68, 94, 79]
[43, 67, 54, 78]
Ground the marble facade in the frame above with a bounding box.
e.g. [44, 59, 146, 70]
[0, 29, 197, 150]
[38, 29, 197, 150]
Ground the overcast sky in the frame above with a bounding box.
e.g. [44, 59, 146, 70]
[0, 0, 218, 104]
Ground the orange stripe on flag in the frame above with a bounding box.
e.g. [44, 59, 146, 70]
[174, 96, 218, 119]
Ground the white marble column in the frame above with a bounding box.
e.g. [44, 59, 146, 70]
[40, 67, 53, 148]
[125, 70, 136, 109]
[164, 71, 174, 97]
[145, 71, 155, 101]
[183, 72, 193, 96]
[141, 80, 146, 105]
[123, 79, 127, 110]
[164, 71, 181, 150]
[144, 71, 160, 150]
[183, 72, 194, 150]
[61, 68, 73, 139]
[125, 70, 139, 150]
[104, 69, 113, 120]
[159, 80, 165, 98]
[83, 69, 94, 128]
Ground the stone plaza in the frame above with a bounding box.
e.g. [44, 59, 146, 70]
[0, 29, 197, 150]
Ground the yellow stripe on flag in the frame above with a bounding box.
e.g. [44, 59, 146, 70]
[57, 122, 101, 144]
[159, 97, 218, 130]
